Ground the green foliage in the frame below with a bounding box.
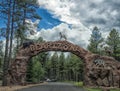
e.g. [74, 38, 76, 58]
[0, 41, 3, 71]
[16, 0, 41, 20]
[74, 82, 83, 87]
[31, 60, 44, 83]
[44, 52, 83, 82]
[86, 88, 102, 91]
[50, 52, 59, 79]
[106, 29, 120, 61]
[26, 37, 47, 82]
[27, 59, 45, 83]
[88, 26, 103, 54]
[45, 52, 66, 81]
[45, 58, 52, 78]
[106, 29, 120, 46]
[26, 58, 33, 82]
[86, 88, 120, 91]
[58, 52, 65, 81]
[14, 0, 41, 45]
[0, 0, 12, 86]
[66, 53, 83, 81]
[110, 88, 120, 91]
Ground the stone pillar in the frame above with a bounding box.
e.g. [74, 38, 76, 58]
[8, 56, 29, 85]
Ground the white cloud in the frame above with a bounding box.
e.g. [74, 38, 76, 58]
[35, 0, 120, 48]
[35, 0, 94, 48]
[33, 23, 91, 48]
[24, 19, 42, 41]
[37, 0, 88, 30]
[2, 0, 120, 56]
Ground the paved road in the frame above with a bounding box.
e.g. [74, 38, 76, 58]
[17, 82, 87, 91]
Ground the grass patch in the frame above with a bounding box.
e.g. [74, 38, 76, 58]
[74, 82, 83, 87]
[110, 88, 120, 91]
[86, 88, 120, 91]
[64, 81, 120, 91]
[63, 81, 83, 87]
[86, 88, 102, 91]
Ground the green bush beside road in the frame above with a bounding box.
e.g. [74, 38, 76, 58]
[86, 88, 120, 91]
[86, 88, 102, 91]
[72, 82, 120, 91]
[73, 82, 83, 87]
[110, 89, 120, 91]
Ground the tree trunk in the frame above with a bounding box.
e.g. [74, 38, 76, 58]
[2, 0, 11, 86]
[8, 0, 15, 64]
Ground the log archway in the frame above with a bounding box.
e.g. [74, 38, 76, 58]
[7, 41, 120, 87]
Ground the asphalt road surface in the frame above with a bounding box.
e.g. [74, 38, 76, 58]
[17, 82, 87, 91]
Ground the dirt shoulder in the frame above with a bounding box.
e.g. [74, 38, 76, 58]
[0, 82, 47, 91]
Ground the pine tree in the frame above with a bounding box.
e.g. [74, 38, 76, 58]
[15, 0, 41, 45]
[26, 37, 48, 82]
[0, 41, 3, 71]
[31, 60, 44, 83]
[59, 53, 65, 81]
[88, 26, 103, 54]
[0, 0, 41, 85]
[26, 59, 34, 82]
[0, 0, 12, 86]
[50, 52, 59, 79]
[45, 58, 52, 79]
[8, 0, 16, 63]
[27, 58, 45, 83]
[106, 29, 120, 61]
[66, 53, 83, 81]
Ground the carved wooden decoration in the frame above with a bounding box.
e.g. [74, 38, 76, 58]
[7, 41, 120, 88]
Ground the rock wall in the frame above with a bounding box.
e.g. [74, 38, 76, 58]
[7, 41, 120, 88]
[85, 55, 120, 88]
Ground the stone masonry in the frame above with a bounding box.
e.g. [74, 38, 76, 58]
[7, 41, 120, 88]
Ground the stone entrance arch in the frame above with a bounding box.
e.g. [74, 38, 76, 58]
[7, 41, 120, 87]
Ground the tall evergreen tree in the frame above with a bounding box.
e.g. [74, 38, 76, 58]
[88, 26, 103, 54]
[26, 58, 34, 82]
[66, 53, 83, 81]
[59, 53, 65, 81]
[0, 0, 12, 86]
[45, 57, 52, 79]
[8, 0, 16, 63]
[106, 29, 120, 61]
[31, 59, 44, 83]
[27, 58, 44, 83]
[26, 37, 48, 82]
[0, 0, 41, 85]
[50, 52, 59, 79]
[0, 41, 3, 71]
[15, 0, 41, 45]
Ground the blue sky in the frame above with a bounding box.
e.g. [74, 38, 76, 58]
[32, 0, 120, 47]
[0, 18, 6, 28]
[0, 8, 61, 30]
[37, 8, 62, 30]
[1, 0, 120, 47]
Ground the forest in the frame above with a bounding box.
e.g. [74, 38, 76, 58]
[0, 0, 120, 86]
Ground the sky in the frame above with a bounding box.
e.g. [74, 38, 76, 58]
[1, 0, 120, 49]
[29, 0, 120, 48]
